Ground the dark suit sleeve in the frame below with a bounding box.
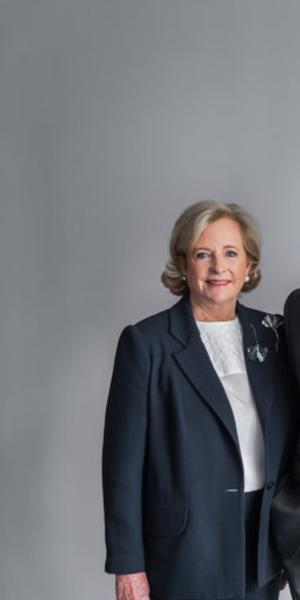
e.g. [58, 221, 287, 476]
[282, 304, 300, 482]
[101, 324, 150, 574]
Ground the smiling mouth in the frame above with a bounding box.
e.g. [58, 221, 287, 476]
[206, 280, 231, 286]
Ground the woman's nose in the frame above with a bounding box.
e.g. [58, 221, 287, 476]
[209, 255, 227, 273]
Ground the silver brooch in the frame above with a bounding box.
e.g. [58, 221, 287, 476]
[247, 324, 269, 362]
[261, 313, 283, 352]
[246, 313, 283, 362]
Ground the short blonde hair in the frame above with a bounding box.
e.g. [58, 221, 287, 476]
[161, 200, 262, 296]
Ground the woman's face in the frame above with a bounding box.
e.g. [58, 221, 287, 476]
[183, 217, 252, 312]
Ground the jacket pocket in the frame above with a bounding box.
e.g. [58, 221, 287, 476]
[142, 508, 189, 537]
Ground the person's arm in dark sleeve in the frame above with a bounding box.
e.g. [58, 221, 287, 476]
[101, 324, 150, 574]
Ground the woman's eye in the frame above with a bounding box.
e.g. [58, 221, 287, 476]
[195, 250, 237, 259]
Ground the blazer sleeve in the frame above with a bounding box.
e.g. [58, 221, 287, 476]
[101, 324, 150, 574]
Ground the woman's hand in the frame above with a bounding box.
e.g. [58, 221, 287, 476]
[115, 572, 150, 600]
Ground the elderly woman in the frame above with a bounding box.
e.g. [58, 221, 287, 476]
[102, 201, 300, 600]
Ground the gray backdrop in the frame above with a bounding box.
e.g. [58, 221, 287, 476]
[1, 1, 299, 599]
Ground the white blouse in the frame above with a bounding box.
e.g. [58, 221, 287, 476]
[195, 316, 266, 492]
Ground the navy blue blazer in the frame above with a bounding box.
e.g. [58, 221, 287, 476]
[102, 293, 300, 599]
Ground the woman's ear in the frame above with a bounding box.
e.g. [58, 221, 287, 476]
[179, 254, 187, 278]
[245, 261, 253, 278]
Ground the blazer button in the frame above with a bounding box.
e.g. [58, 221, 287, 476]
[266, 480, 274, 490]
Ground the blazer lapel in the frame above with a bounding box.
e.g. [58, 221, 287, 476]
[235, 300, 275, 436]
[169, 294, 240, 450]
[169, 294, 275, 452]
